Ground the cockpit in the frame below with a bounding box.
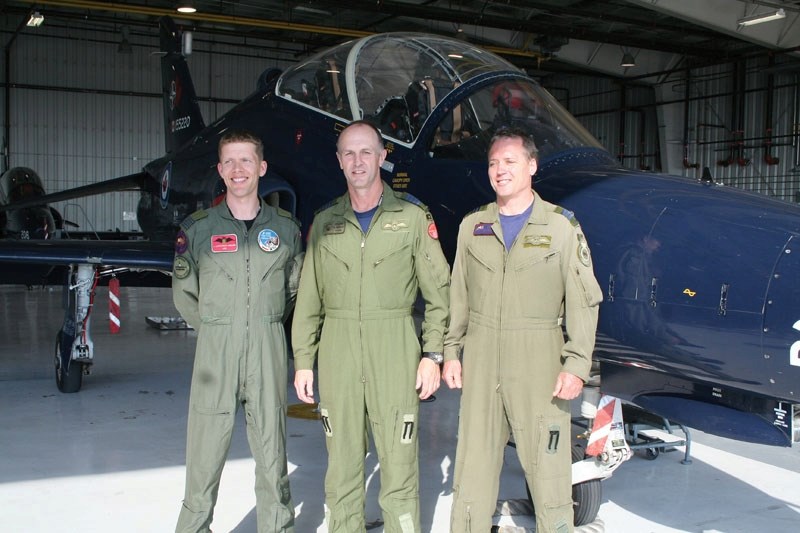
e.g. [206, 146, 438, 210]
[277, 33, 602, 161]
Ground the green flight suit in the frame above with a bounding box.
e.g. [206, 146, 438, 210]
[445, 192, 602, 533]
[172, 199, 303, 533]
[292, 181, 450, 533]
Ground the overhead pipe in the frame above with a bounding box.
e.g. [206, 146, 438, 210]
[764, 54, 779, 166]
[16, 0, 544, 60]
[683, 67, 699, 169]
[718, 60, 749, 167]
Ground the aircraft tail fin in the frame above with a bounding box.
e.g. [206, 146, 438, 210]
[159, 16, 205, 154]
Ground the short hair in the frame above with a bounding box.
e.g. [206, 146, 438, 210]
[489, 126, 538, 161]
[218, 129, 264, 160]
[337, 119, 384, 152]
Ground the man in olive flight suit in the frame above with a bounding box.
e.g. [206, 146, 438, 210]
[173, 130, 303, 533]
[292, 120, 450, 533]
[443, 126, 603, 533]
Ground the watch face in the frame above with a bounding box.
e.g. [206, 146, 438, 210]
[426, 353, 443, 364]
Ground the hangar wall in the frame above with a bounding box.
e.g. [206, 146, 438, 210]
[1, 18, 798, 234]
[0, 19, 298, 233]
[544, 57, 799, 204]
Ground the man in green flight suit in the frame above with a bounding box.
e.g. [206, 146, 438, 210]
[292, 120, 450, 533]
[443, 126, 603, 533]
[173, 130, 303, 533]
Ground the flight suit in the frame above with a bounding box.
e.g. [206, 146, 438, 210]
[292, 181, 450, 533]
[445, 192, 602, 533]
[173, 199, 303, 533]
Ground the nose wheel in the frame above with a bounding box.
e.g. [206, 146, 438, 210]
[55, 335, 83, 393]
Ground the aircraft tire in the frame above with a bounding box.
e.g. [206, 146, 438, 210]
[54, 336, 82, 393]
[525, 443, 602, 527]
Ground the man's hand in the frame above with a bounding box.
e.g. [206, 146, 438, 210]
[416, 358, 441, 400]
[552, 371, 583, 400]
[294, 369, 315, 404]
[442, 360, 462, 389]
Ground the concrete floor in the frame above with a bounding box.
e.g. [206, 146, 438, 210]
[1, 285, 799, 532]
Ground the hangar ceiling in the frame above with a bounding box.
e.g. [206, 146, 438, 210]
[3, 0, 800, 78]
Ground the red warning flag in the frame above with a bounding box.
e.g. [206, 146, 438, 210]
[109, 277, 121, 334]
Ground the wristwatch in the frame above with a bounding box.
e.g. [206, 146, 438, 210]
[422, 351, 444, 364]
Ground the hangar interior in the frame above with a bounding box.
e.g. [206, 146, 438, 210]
[1, 2, 800, 533]
[0, 0, 798, 233]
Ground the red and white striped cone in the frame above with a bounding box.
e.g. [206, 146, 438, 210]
[109, 277, 121, 334]
[586, 395, 623, 456]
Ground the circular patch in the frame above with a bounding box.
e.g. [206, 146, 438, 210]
[427, 221, 439, 240]
[173, 256, 191, 279]
[160, 162, 172, 209]
[175, 230, 188, 255]
[578, 242, 591, 267]
[258, 228, 280, 252]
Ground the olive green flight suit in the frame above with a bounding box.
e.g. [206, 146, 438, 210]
[292, 181, 450, 533]
[172, 199, 303, 533]
[445, 192, 602, 533]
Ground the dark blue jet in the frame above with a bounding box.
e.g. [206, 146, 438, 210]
[0, 17, 797, 449]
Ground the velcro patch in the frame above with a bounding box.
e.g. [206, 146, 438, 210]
[473, 222, 494, 236]
[211, 234, 238, 253]
[400, 414, 415, 444]
[524, 234, 551, 248]
[320, 408, 333, 437]
[173, 256, 191, 279]
[323, 221, 345, 235]
[382, 220, 409, 232]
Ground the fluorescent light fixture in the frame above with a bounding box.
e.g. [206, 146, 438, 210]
[176, 1, 197, 14]
[26, 11, 44, 27]
[448, 53, 464, 59]
[620, 52, 635, 68]
[293, 5, 332, 16]
[737, 8, 785, 26]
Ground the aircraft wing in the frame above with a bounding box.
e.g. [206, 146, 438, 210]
[0, 172, 146, 213]
[0, 239, 174, 271]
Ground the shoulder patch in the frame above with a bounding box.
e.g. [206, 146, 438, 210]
[396, 191, 429, 211]
[275, 206, 301, 227]
[180, 209, 208, 230]
[553, 206, 580, 228]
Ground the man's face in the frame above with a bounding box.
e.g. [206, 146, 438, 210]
[217, 141, 267, 201]
[336, 124, 386, 193]
[487, 136, 537, 203]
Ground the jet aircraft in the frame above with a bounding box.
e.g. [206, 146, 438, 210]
[0, 17, 798, 454]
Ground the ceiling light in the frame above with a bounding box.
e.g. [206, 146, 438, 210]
[620, 52, 635, 68]
[176, 1, 197, 14]
[293, 5, 332, 16]
[737, 8, 785, 27]
[26, 11, 44, 27]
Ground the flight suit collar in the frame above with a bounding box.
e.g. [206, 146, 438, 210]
[481, 190, 545, 248]
[333, 181, 400, 228]
[217, 197, 274, 224]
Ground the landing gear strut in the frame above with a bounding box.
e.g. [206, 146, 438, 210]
[54, 264, 97, 393]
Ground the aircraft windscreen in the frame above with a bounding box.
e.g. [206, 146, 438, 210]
[277, 39, 354, 120]
[425, 78, 604, 162]
[277, 33, 520, 133]
[276, 33, 604, 159]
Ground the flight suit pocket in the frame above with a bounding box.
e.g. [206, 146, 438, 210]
[515, 251, 562, 318]
[465, 245, 497, 311]
[198, 250, 235, 320]
[373, 243, 413, 307]
[320, 243, 350, 307]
